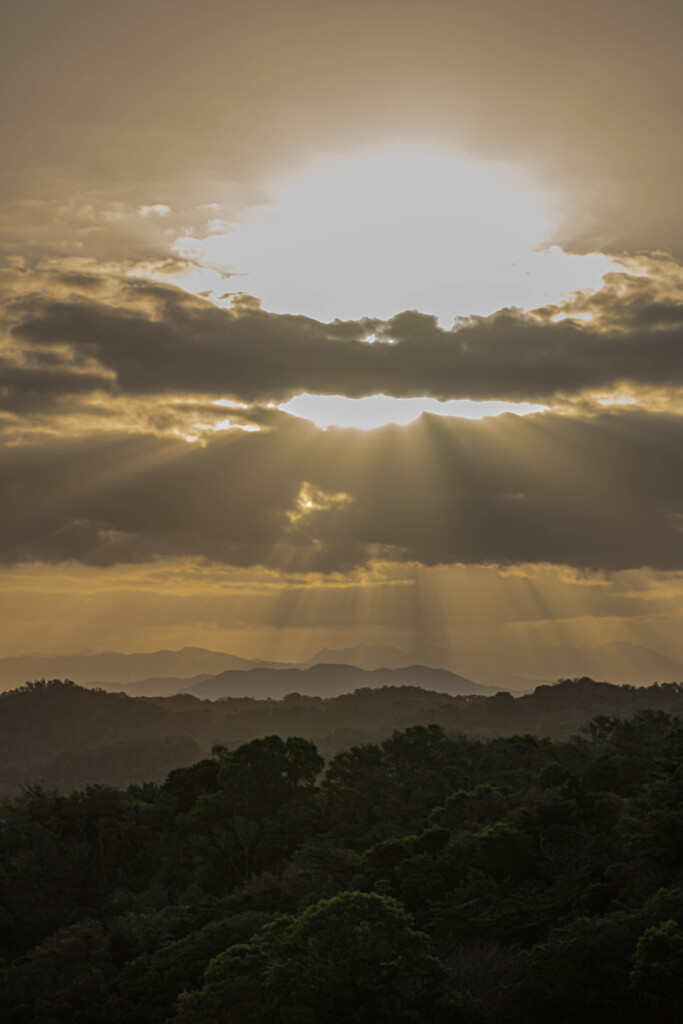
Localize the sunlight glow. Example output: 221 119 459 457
280 394 545 430
172 145 614 324
287 482 355 522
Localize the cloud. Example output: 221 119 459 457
3 264 683 575
0 361 114 415
1 407 683 573
3 265 683 409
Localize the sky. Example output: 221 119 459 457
1 0 683 664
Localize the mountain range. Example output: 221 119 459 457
178 664 491 700
1 640 682 697
0 648 285 690
305 641 683 689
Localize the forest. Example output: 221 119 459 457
2 701 683 1022
5 675 683 794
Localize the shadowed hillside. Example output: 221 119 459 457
3 676 683 794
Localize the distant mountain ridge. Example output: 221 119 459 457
303 644 411 670
89 673 215 697
0 647 292 690
180 663 491 700
305 641 683 688
303 644 539 691
471 641 683 687
1 639 682 695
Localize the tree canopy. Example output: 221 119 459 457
3 704 683 1022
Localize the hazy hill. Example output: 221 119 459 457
305 644 538 690
4 676 683 795
91 673 214 697
491 640 683 685
181 663 489 700
305 641 683 688
304 644 413 670
0 647 291 690
2 640 682 696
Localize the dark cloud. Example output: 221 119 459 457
4 270 683 406
1 408 682 573
0 361 113 414
2 266 681 573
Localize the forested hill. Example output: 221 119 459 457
2 676 683 795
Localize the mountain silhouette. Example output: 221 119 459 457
181 663 491 700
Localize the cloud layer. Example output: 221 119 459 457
2 263 683 417
2 404 682 573
1 260 683 575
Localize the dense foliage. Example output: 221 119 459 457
2 704 683 1022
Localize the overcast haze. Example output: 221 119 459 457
2 0 683 668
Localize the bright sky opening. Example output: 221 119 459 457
279 394 545 430
173 146 614 324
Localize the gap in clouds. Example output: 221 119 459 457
278 394 546 430
171 145 615 325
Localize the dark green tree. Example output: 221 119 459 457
630 919 683 1021
175 891 464 1024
